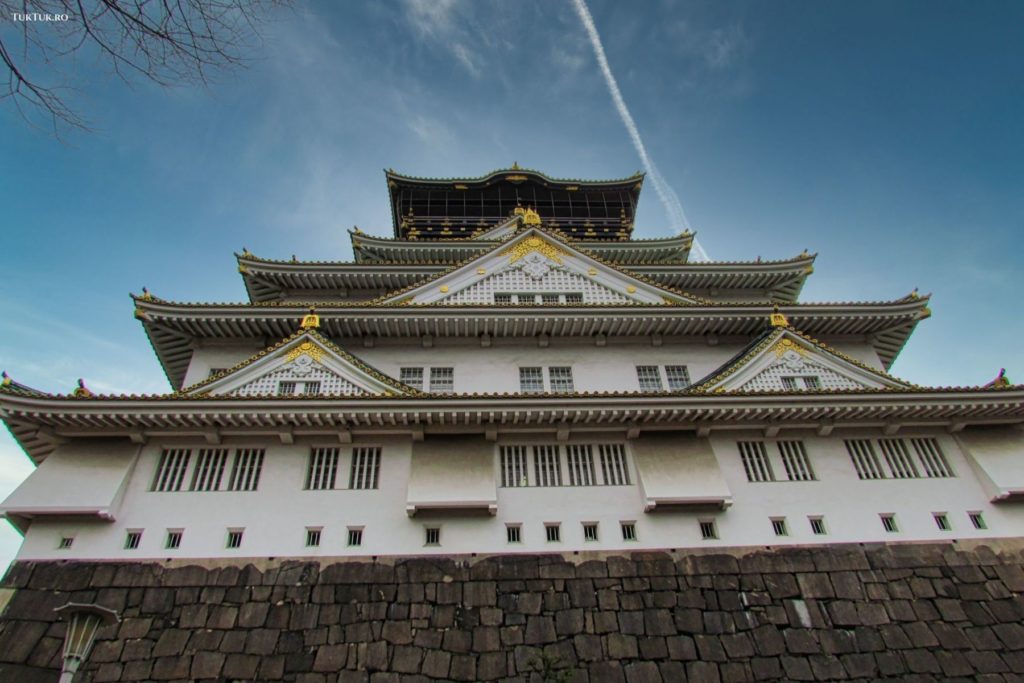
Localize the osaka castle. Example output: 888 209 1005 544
2 166 1023 563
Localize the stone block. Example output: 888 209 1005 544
607 633 638 659
449 654 477 681
421 649 450 678
686 660 721 683
624 661 662 683
638 636 668 660
590 661 628 683
695 634 728 662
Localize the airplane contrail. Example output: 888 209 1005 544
570 0 710 261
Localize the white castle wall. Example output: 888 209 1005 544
12 428 1023 561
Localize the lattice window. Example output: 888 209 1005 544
566 445 595 486
777 441 815 481
533 445 562 487
444 265 631 305
233 364 365 397
349 447 381 489
549 367 575 392
429 367 454 393
912 438 954 478
500 446 529 487
636 365 663 391
599 444 630 485
845 440 886 479
665 365 690 390
743 363 864 392
152 449 191 492
519 367 544 393
227 449 265 491
738 441 775 482
400 367 424 390
190 449 228 491
306 447 340 490
878 439 920 479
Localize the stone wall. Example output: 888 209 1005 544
1 541 1024 682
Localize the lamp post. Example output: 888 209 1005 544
53 603 120 683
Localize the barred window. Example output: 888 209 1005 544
809 517 827 535
620 522 637 541
738 441 775 482
165 530 183 550
302 381 321 396
777 441 815 481
549 367 575 392
429 367 454 392
124 530 142 550
190 448 228 491
636 365 663 391
306 447 340 490
541 293 560 305
519 367 544 393
506 525 522 543
494 293 513 304
545 524 561 542
583 523 599 542
424 527 440 545
933 514 951 531
699 520 718 540
500 446 529 487
400 367 424 390
780 377 798 391
227 449 265 491
306 527 322 547
152 449 191 492
880 514 898 533
226 529 244 548
911 438 954 478
566 445 595 486
564 293 583 304
348 527 364 546
58 536 74 549
516 293 539 305
969 512 987 530
845 439 886 480
277 381 297 396
771 518 788 536
665 365 691 390
878 439 920 479
803 376 822 390
599 444 630 485
533 445 562 487
782 376 820 390
349 447 381 489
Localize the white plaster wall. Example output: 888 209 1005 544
13 427 1024 561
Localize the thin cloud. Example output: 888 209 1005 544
401 0 485 79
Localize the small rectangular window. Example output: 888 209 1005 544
912 437 954 478
424 527 440 546
541 293 560 305
306 447 340 490
771 518 788 537
665 365 691 390
699 520 718 540
124 530 143 550
277 381 297 396
969 512 987 530
348 527 363 547
809 517 826 535
519 367 544 393
349 447 381 489
58 536 74 550
226 529 244 549
506 525 522 544
599 444 630 485
635 365 663 391
880 514 898 533
545 523 561 542
878 439 920 479
933 514 950 531
620 522 637 542
429 367 454 392
777 441 815 481
780 377 798 391
583 523 599 542
500 445 529 487
566 444 595 486
227 448 265 491
165 530 183 550
399 367 424 390
190 448 228 491
564 293 583 304
306 527 322 547
548 366 575 392
738 441 775 482
302 381 321 396
534 445 562 487
494 293 513 304
152 448 192 492
514 293 538 305
845 440 886 480
802 376 821 390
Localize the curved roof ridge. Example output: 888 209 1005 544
385 166 645 185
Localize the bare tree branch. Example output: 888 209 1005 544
0 0 288 138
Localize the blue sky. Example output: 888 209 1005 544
1 0 1021 569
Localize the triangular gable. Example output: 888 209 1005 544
380 227 699 305
183 330 418 397
694 327 914 394
470 215 520 240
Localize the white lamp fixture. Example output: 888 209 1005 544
53 602 120 683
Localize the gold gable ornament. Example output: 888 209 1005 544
522 207 542 226
300 307 320 330
769 305 789 327
1 371 10 388
73 379 92 397
285 341 325 364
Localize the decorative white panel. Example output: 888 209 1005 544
442 261 631 305
230 360 365 396
740 351 864 392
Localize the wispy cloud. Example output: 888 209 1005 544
401 0 485 79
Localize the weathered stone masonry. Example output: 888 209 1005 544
2 541 1024 682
